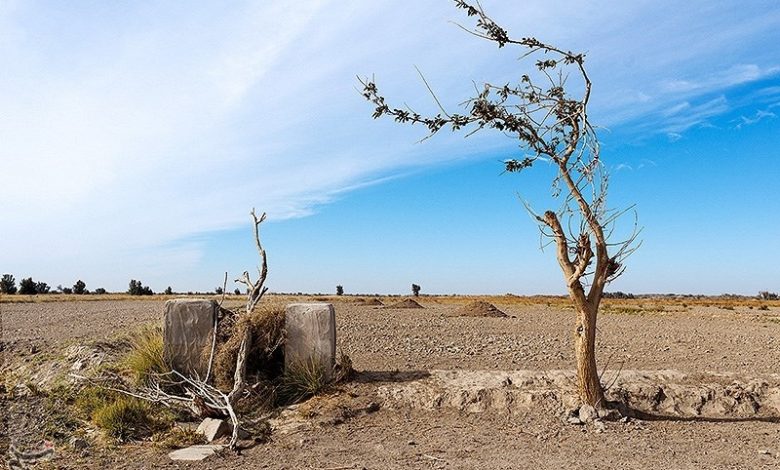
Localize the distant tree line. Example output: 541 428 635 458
603 291 636 299
759 291 779 301
0 274 108 296
0 273 167 296
3 270 776 301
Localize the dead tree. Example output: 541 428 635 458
226 208 270 448
360 1 639 408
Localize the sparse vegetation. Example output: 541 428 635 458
164 286 173 295
35 281 51 294
411 284 421 297
336 285 344 296
93 287 107 295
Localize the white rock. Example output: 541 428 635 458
196 418 229 442
578 404 598 423
168 444 224 461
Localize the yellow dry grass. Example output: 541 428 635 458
2 292 777 313
0 293 243 304
323 293 780 311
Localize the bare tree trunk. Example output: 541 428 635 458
226 315 253 450
574 304 604 408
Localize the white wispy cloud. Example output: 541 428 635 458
660 65 780 94
734 109 777 129
661 96 731 133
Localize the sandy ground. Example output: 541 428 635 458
2 298 780 469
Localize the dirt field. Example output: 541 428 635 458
3 297 780 469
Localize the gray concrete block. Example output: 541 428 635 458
284 303 336 381
196 418 229 442
163 299 217 378
168 445 224 461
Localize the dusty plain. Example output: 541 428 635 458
2 295 780 469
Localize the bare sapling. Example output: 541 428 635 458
360 1 640 410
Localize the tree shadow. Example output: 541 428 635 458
352 370 430 384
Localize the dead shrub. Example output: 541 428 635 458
210 304 286 391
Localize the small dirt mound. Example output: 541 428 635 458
359 298 384 306
456 301 507 318
384 298 424 309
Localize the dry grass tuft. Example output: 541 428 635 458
75 385 174 442
277 357 329 405
91 397 161 441
153 426 205 449
211 304 286 390
122 326 168 386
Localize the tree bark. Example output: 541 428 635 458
574 303 604 407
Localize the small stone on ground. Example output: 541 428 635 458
168 444 224 461
197 418 230 442
578 404 598 423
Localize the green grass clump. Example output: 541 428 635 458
277 358 329 405
76 386 173 442
91 397 155 441
123 326 168 385
74 386 117 418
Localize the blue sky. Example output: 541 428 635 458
1 1 779 295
